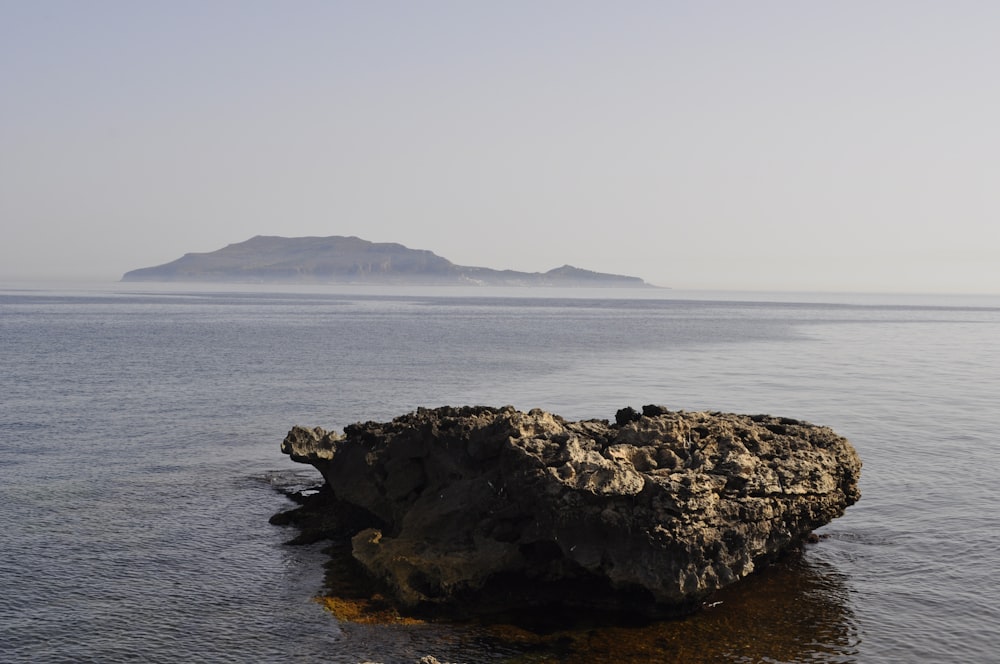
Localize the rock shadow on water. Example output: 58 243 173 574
272 484 859 663
478 546 860 663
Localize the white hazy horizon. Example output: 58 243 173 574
3 2 999 294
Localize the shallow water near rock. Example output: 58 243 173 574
2 283 998 662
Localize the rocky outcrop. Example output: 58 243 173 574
280 405 860 618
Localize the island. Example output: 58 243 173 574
121 235 655 287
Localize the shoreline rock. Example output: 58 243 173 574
278 405 861 619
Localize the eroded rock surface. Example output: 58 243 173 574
281 405 860 617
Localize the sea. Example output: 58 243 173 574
1 282 998 664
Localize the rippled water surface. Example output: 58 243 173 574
2 284 998 663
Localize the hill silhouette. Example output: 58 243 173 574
121 236 654 287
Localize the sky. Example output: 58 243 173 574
2 1 999 292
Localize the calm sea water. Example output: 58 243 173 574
2 283 998 663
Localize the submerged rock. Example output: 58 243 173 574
280 405 860 618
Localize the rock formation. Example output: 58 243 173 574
280 405 860 618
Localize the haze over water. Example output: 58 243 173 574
4 3 1000 293
2 283 998 662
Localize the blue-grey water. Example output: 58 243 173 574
2 283 998 663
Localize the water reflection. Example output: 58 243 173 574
323 547 859 663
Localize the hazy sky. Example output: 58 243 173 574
3 1 999 292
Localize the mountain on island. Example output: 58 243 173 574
121 236 655 287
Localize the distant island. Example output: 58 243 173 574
121 235 656 287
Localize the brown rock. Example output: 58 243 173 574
280 405 861 617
